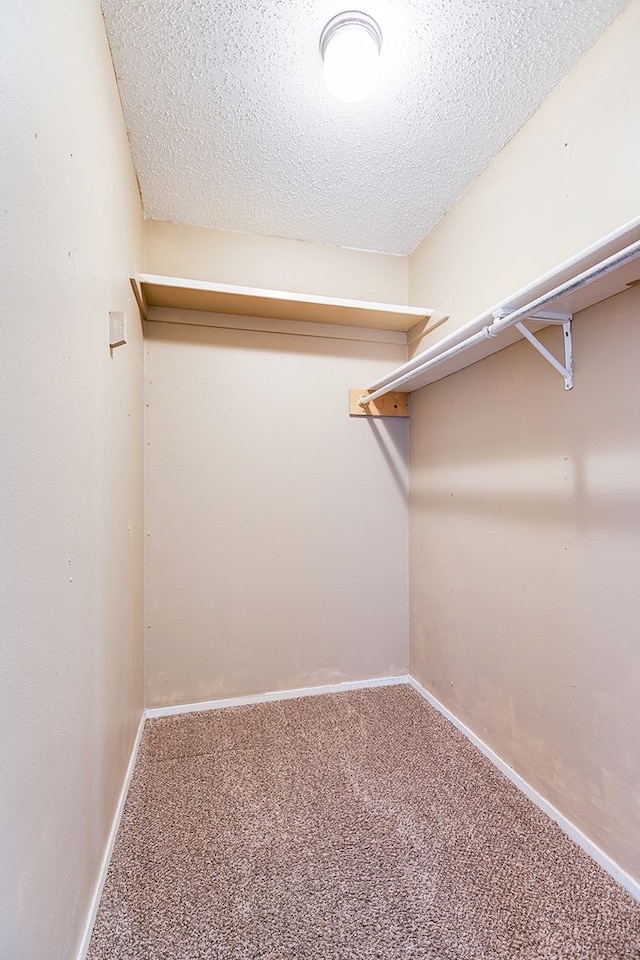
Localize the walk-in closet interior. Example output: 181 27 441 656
3 0 640 956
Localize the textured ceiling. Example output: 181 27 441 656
101 0 629 256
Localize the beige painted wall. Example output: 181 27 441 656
144 321 408 707
144 219 409 304
1 1 144 958
409 0 640 350
409 1 640 883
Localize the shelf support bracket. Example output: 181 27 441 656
130 277 148 321
494 310 574 390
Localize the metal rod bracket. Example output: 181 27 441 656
491 309 574 390
515 319 574 390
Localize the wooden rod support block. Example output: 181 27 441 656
349 389 409 417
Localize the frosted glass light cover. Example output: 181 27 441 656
322 22 381 103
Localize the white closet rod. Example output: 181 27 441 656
366 215 640 397
361 235 640 405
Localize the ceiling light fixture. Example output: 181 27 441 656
320 11 383 103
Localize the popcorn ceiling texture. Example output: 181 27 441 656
101 0 630 255
86 686 640 959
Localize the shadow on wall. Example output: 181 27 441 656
366 417 408 503
410 455 637 530
410 288 640 530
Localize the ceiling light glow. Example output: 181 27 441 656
320 12 382 103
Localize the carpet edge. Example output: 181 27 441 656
407 675 640 903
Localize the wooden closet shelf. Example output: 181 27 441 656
132 274 433 333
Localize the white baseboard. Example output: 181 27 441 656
76 712 146 960
145 674 410 718
407 676 640 903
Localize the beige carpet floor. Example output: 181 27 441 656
87 685 640 959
